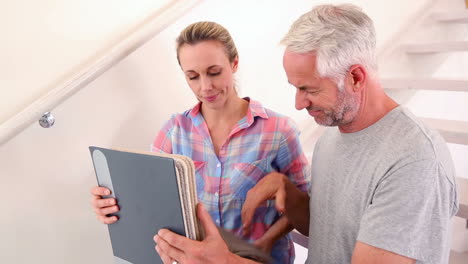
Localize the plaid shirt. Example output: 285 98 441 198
152 98 310 264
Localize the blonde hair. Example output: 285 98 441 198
282 4 377 87
176 21 238 65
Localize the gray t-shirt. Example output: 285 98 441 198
306 106 459 264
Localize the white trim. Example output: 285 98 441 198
0 0 201 146
456 177 468 219
376 0 438 61
381 79 468 92
421 118 468 145
432 11 468 23
291 229 309 248
402 41 468 54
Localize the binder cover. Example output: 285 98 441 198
89 147 198 264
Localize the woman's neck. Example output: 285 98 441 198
201 96 249 128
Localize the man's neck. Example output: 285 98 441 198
339 83 399 133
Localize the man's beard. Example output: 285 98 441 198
313 90 359 127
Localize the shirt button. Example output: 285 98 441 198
214 192 219 197
216 163 221 168
216 219 220 224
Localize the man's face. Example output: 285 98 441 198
283 50 359 127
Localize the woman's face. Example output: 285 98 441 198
178 40 238 110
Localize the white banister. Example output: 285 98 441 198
402 41 468 54
381 79 468 92
0 0 201 146
432 11 468 23
421 118 468 146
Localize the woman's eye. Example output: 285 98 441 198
209 72 221 76
188 75 199 80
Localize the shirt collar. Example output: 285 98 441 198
187 97 269 122
244 97 268 124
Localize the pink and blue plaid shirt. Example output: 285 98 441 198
152 98 310 264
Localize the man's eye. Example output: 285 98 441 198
298 87 318 94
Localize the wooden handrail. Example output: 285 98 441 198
0 0 201 146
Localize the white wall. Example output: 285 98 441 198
3 0 466 263
191 0 434 125
0 0 171 124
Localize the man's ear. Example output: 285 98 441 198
347 64 366 92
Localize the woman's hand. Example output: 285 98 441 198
90 186 119 224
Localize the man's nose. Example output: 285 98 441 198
295 90 311 110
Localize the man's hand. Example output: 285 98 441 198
242 172 310 236
252 215 293 254
241 172 288 236
154 203 259 264
90 186 119 224
253 237 274 254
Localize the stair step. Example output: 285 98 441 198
403 41 468 54
432 11 468 23
420 118 468 145
382 79 468 92
456 177 468 220
291 230 308 248
450 250 468 264
455 203 467 219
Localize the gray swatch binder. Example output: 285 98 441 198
89 147 200 264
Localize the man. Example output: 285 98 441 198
155 4 459 264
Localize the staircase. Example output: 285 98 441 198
379 0 468 262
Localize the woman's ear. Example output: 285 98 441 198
232 56 239 73
347 64 366 92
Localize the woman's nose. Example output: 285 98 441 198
200 76 212 91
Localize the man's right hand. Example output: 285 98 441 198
241 172 288 236
242 172 311 236
90 186 119 224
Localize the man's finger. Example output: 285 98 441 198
155 245 172 264
155 234 186 263
275 185 286 213
196 203 220 238
241 172 287 235
154 236 172 263
158 229 194 252
242 187 270 235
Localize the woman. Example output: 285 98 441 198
91 21 309 264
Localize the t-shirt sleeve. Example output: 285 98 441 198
357 159 457 262
151 117 175 154
276 118 310 192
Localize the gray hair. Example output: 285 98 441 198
281 4 377 86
